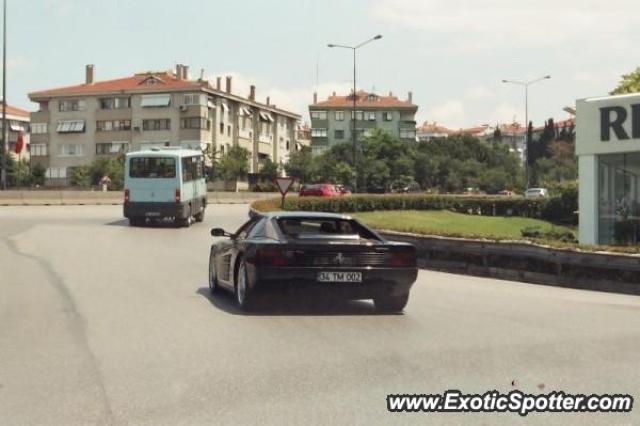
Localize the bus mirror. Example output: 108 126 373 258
211 228 229 237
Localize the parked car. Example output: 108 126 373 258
208 212 418 312
524 188 549 199
299 184 344 197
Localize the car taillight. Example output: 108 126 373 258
257 248 288 266
124 188 130 202
389 251 415 267
175 188 181 202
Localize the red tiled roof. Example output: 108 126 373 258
312 90 416 109
417 121 453 134
29 71 204 98
1 102 30 118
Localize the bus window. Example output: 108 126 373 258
129 157 176 178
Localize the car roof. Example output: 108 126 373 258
261 211 353 220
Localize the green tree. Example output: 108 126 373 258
69 166 92 187
90 155 125 189
331 161 355 186
284 146 313 183
218 146 250 180
258 157 279 181
31 163 46 186
610 67 640 95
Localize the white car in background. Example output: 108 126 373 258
524 188 549 199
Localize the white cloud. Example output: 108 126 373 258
487 102 525 126
464 85 495 101
370 0 640 51
426 100 466 128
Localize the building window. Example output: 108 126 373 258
366 111 376 121
311 128 327 138
140 141 171 150
140 94 171 107
335 129 345 139
180 117 210 130
142 119 171 131
96 142 129 155
59 143 84 157
30 144 48 156
383 112 393 121
46 167 67 179
59 99 86 112
227 125 231 136
286 140 290 150
219 122 224 134
96 120 132 132
400 129 416 139
335 111 345 121
100 97 131 109
351 110 364 121
310 110 327 120
56 120 85 133
183 93 206 106
31 123 48 134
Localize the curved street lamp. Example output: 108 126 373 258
327 35 382 192
502 75 551 189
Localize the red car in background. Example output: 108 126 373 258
299 184 349 197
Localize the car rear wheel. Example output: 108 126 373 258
374 292 409 313
235 260 254 311
208 253 218 294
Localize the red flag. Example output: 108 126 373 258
15 131 24 155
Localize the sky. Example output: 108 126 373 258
4 0 640 128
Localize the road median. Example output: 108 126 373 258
0 190 282 206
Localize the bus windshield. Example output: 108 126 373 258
129 157 176 178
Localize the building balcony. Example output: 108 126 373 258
259 134 272 144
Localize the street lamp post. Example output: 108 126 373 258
328 34 382 192
1 0 6 190
502 75 551 189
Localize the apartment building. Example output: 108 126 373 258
28 65 300 185
1 102 30 160
308 90 418 155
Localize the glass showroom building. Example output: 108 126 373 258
577 93 640 245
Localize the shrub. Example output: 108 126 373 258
521 226 577 243
69 166 92 187
252 193 576 225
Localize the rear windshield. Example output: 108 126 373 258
277 218 377 239
129 157 176 178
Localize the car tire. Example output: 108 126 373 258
374 292 409 313
194 206 205 223
235 260 254 311
208 252 219 294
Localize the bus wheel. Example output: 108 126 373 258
194 207 205 222
129 217 145 227
177 206 192 227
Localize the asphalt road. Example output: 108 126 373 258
0 204 638 426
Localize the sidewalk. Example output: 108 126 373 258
0 190 280 206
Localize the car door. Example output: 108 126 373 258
215 218 260 289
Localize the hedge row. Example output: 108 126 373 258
251 194 577 224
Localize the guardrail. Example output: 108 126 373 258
380 230 640 296
0 191 285 206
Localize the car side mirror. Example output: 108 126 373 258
211 228 232 237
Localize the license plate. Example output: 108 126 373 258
145 212 161 217
317 271 362 283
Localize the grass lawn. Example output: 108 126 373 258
352 210 575 240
